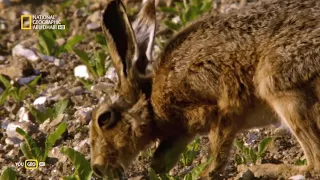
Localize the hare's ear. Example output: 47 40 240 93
102 0 155 95
132 0 156 76
102 0 138 91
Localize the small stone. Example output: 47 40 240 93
75 107 92 124
105 66 118 82
74 65 90 79
128 176 144 180
89 3 101 11
55 38 65 46
241 170 255 180
49 147 67 162
17 107 31 122
6 121 34 140
33 96 47 105
0 56 5 61
12 44 39 61
74 9 85 18
17 75 38 85
86 22 101 30
54 58 64 67
91 82 114 92
69 86 84 95
87 11 101 22
40 54 55 63
289 175 306 180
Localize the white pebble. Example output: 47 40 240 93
74 65 90 79
289 175 306 180
12 44 39 61
33 96 47 105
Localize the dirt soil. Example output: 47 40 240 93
0 0 318 180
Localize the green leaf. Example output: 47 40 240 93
73 48 90 62
200 1 212 13
95 51 107 77
65 35 84 52
18 86 28 101
95 34 107 46
63 175 78 180
190 157 213 179
183 7 199 23
235 154 244 165
0 75 11 89
38 31 56 55
43 122 67 161
10 87 19 102
295 158 307 166
73 48 98 78
174 2 184 9
53 99 69 118
77 78 93 90
158 7 178 14
249 147 257 164
28 105 52 123
16 128 42 159
184 174 192 180
148 168 160 180
257 137 272 157
164 20 181 31
0 88 10 105
27 75 41 87
61 147 93 180
0 167 17 180
20 141 34 159
234 140 245 152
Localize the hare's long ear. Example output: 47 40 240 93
102 0 138 93
132 0 156 76
102 0 155 99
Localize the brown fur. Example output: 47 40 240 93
90 0 320 179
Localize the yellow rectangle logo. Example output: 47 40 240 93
21 15 32 30
25 159 38 169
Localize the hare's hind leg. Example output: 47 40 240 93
254 88 320 178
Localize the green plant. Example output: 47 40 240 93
159 0 212 31
60 147 94 180
295 158 307 166
234 137 273 165
38 30 83 57
180 138 200 166
0 167 17 180
0 75 41 105
148 157 213 180
28 99 69 123
73 34 111 80
148 138 211 180
16 122 67 162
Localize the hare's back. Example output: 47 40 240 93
152 0 320 110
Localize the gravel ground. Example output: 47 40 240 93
0 0 319 180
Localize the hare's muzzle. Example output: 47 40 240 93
91 157 125 179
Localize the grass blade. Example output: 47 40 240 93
43 122 67 161
61 147 93 180
0 167 17 180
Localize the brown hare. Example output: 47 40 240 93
90 0 320 179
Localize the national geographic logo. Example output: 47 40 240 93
21 15 32 30
21 14 65 30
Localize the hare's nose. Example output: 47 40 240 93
92 164 104 177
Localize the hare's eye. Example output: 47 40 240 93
98 110 121 129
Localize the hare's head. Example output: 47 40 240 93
90 0 156 178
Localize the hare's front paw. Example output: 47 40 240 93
151 136 192 173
